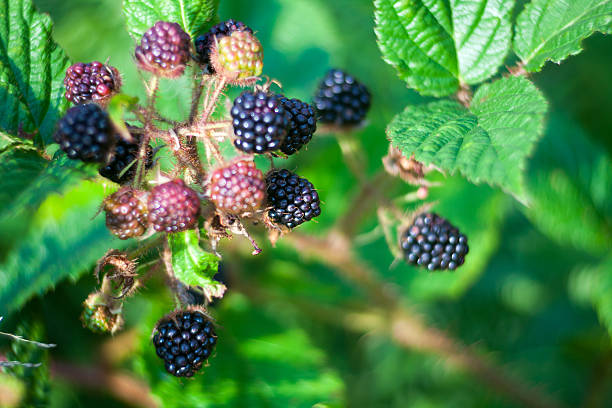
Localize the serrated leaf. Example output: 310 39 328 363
168 230 225 301
524 113 612 255
0 181 129 313
0 151 96 256
374 0 514 96
387 76 547 202
123 0 219 40
514 0 612 72
0 0 71 146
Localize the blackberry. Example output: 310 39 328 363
148 179 200 233
64 61 121 105
53 103 115 162
278 97 317 155
195 19 253 71
209 159 265 214
104 187 149 240
266 169 321 229
153 310 217 377
231 91 289 153
400 213 469 271
135 21 191 78
313 69 371 126
99 131 153 184
210 30 263 85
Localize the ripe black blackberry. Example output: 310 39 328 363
64 61 121 105
313 69 371 126
148 179 201 233
265 169 321 229
104 187 149 240
99 131 153 184
400 213 469 271
54 103 115 162
153 310 217 377
195 19 253 71
278 97 317 155
135 21 191 78
209 159 265 214
231 91 289 153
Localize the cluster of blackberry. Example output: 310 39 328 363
54 16 378 380
103 179 201 239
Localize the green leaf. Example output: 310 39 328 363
569 257 612 337
107 93 139 140
0 151 96 256
514 0 612 72
0 181 129 313
0 0 71 146
374 0 514 96
123 0 220 40
168 230 225 301
524 113 612 255
387 76 547 202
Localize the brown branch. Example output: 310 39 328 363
456 83 473 108
283 232 566 408
51 360 158 408
334 170 398 238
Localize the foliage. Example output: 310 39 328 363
0 0 611 406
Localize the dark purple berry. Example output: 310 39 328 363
265 169 321 229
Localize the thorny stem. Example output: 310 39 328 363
189 75 207 124
200 77 227 125
134 76 159 187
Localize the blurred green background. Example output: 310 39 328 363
1 0 611 407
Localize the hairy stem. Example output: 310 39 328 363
134 76 159 187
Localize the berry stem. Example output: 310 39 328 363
335 131 367 182
134 76 160 187
200 77 226 125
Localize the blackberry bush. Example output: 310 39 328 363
279 97 317 155
266 169 321 229
64 61 121 105
210 30 263 85
400 213 469 271
153 310 217 377
148 180 201 233
98 131 153 184
208 159 265 214
103 187 149 240
53 103 115 163
314 69 371 127
135 21 191 78
231 91 289 153
195 19 253 71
